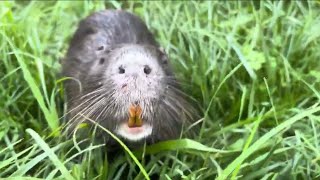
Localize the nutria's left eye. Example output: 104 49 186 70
97 46 104 51
99 58 105 64
144 65 151 75
84 27 96 35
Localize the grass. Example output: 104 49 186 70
1 1 320 179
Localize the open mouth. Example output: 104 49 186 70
115 103 152 141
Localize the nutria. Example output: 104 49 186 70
62 10 197 147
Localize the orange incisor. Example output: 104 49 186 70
128 104 143 127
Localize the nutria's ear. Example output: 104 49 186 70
84 27 96 35
159 47 168 65
105 47 112 54
96 45 113 55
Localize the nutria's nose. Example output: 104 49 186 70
143 65 151 75
118 66 125 74
118 64 152 75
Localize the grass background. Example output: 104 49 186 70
1 1 320 179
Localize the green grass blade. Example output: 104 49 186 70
135 139 232 156
26 129 74 180
231 115 263 179
0 147 33 171
0 178 43 180
83 116 150 180
1 32 59 134
10 143 65 176
217 105 320 180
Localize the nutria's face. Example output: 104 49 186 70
105 46 166 141
65 44 195 143
81 45 169 141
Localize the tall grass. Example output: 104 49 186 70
1 1 320 179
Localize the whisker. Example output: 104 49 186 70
60 88 105 120
65 93 106 131
65 87 118 134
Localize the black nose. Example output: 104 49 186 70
143 65 151 75
134 100 139 105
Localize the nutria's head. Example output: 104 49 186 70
61 10 198 145
64 44 193 142
87 44 171 141
63 44 196 143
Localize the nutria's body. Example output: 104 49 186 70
62 10 196 146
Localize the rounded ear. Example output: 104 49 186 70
83 27 96 35
96 45 113 56
105 47 112 54
96 45 105 51
159 47 168 65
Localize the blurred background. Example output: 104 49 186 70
1 1 320 179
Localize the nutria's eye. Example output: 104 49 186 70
143 65 151 75
119 66 125 74
99 58 105 64
84 28 96 35
105 49 111 54
97 46 104 51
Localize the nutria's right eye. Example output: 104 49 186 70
99 58 105 64
143 65 151 75
97 46 104 51
119 66 125 74
84 28 96 35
